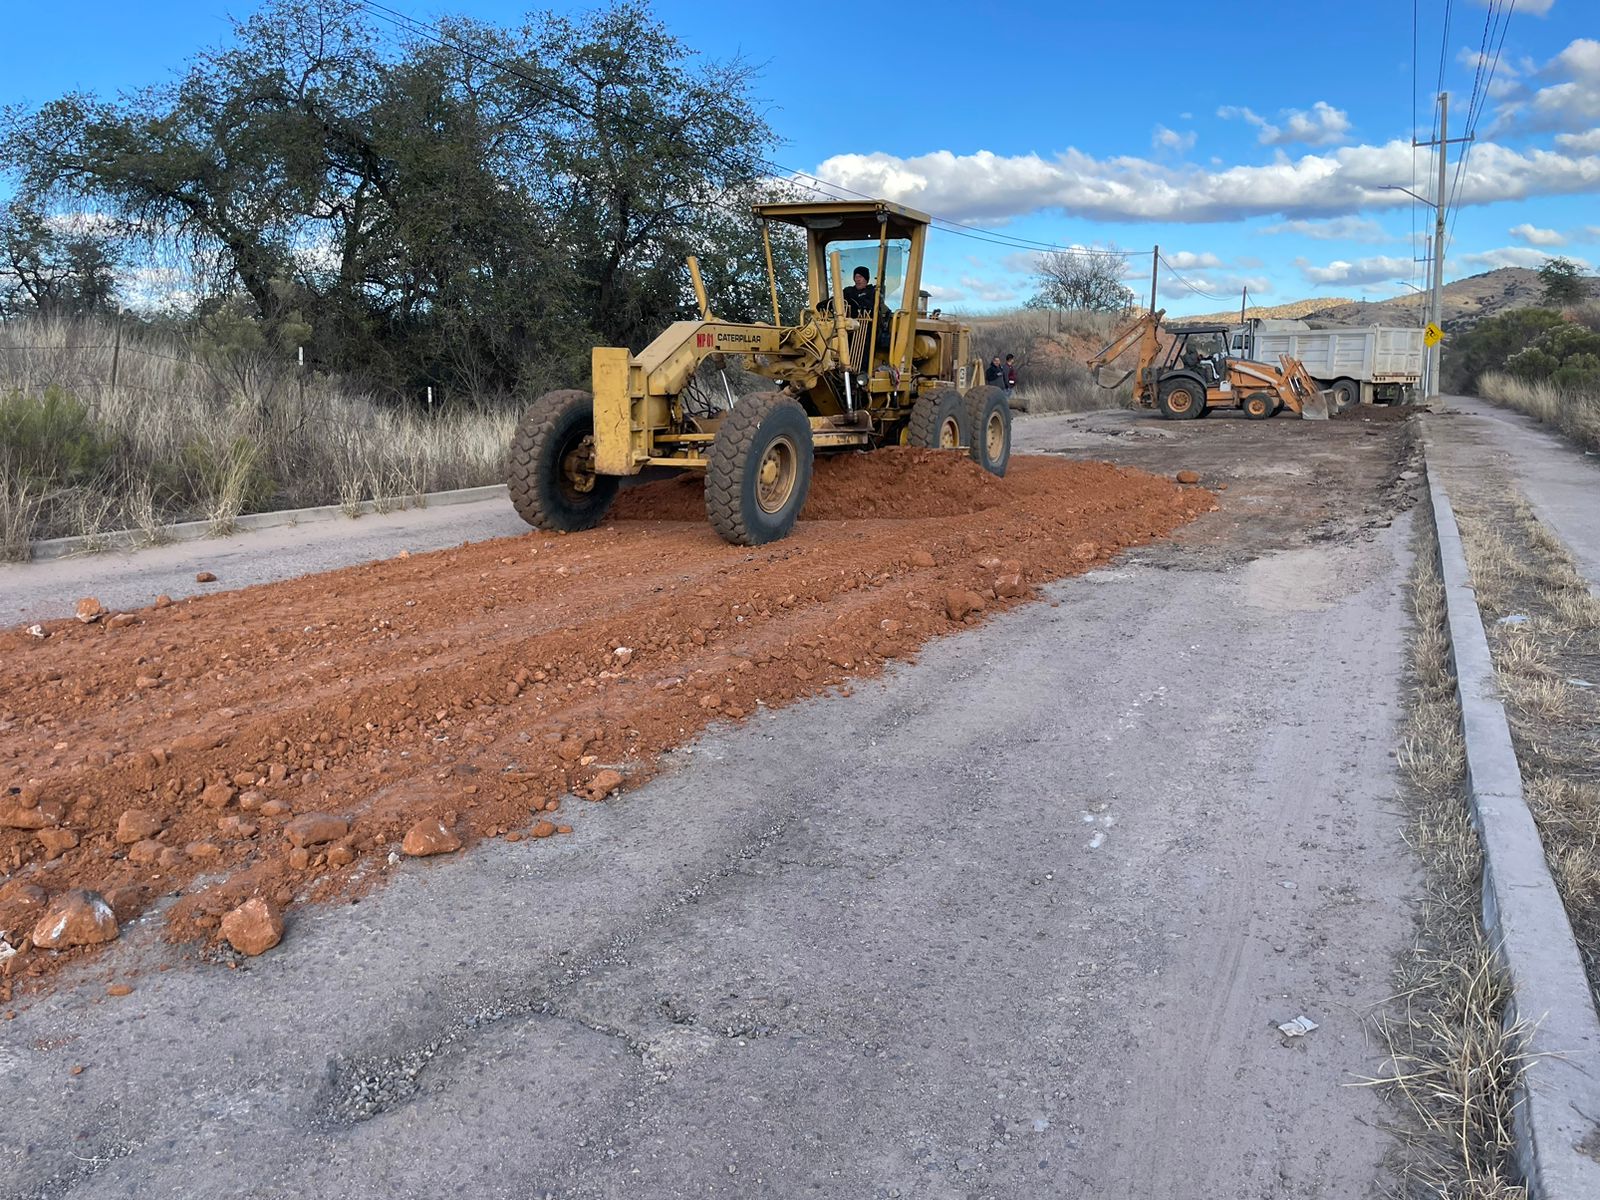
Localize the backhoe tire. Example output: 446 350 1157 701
508 388 618 532
907 388 968 450
1328 377 1360 411
964 385 1012 476
1157 377 1206 420
1242 391 1276 420
705 392 814 546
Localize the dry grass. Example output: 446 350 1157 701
964 308 1133 414
1479 372 1600 454
1450 489 1600 1011
0 316 517 550
1368 524 1529 1199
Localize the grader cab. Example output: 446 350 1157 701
1087 310 1330 421
507 200 1011 546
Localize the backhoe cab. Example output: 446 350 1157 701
1087 309 1330 422
507 200 1008 547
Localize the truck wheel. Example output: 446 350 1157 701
1242 391 1276 420
964 385 1012 476
1329 378 1359 410
508 388 618 531
1157 377 1205 420
705 392 814 546
907 388 968 449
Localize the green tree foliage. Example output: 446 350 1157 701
1442 307 1569 392
1538 256 1592 306
0 204 120 318
1505 320 1600 391
0 0 793 399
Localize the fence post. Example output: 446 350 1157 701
108 321 122 411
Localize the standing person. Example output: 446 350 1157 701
1004 353 1018 397
985 355 1004 386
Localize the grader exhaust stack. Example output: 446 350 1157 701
508 200 1009 546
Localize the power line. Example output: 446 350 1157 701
1157 254 1230 302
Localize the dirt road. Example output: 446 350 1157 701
2 409 1422 1199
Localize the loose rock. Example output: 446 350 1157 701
31 889 119 949
195 571 218 583
220 897 283 956
1176 469 1201 485
36 828 79 860
127 839 165 866
402 818 462 857
75 598 106 624
115 809 162 844
284 813 348 847
945 589 987 621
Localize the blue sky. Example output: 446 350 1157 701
6 0 1597 316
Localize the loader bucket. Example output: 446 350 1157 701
1299 390 1330 421
1278 355 1330 421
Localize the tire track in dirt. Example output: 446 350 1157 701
0 450 1214 997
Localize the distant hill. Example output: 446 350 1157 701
1187 267 1545 331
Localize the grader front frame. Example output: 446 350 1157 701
507 200 1011 546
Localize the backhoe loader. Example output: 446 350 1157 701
1086 309 1330 421
507 200 1008 546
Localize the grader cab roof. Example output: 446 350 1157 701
750 200 931 240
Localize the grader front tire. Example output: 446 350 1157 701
705 392 814 546
508 388 618 532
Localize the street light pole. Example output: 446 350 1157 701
1428 94 1448 400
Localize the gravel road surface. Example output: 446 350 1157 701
3 407 1422 1199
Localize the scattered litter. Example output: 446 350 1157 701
27 624 46 639
0 941 15 966
1497 613 1529 626
1088 832 1105 849
1277 1015 1319 1038
1569 678 1595 690
1280 881 1298 890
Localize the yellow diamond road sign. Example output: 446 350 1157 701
1424 322 1444 347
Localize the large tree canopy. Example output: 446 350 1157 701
0 0 796 398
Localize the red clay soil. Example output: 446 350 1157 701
0 449 1212 997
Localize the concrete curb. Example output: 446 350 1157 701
23 484 512 562
1423 433 1600 1199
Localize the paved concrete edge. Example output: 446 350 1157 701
1423 431 1600 1198
23 484 511 562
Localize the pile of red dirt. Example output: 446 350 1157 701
0 451 1213 997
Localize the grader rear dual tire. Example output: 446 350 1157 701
508 388 618 531
907 389 967 450
963 385 1012 476
705 392 814 546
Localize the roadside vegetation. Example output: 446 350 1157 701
1369 520 1528 1199
0 316 512 556
1446 261 1600 451
1448 482 1600 1008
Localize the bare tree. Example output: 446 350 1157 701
1027 249 1134 313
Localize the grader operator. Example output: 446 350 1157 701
507 200 1010 547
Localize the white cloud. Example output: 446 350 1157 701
1153 124 1196 153
810 137 1600 226
1491 37 1600 134
1164 250 1224 269
1456 245 1589 270
1262 216 1394 242
1475 0 1552 14
1509 222 1566 246
1218 101 1351 147
1555 128 1600 152
1297 255 1416 286
957 275 1020 303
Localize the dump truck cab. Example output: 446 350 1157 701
507 198 1008 547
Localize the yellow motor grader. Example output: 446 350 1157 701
1087 309 1330 421
507 200 1010 545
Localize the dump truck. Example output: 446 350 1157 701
507 199 1007 546
1087 310 1329 421
1226 319 1424 407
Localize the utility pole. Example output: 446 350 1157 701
1240 286 1248 324
1150 245 1159 317
1412 92 1472 400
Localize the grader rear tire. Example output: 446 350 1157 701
907 389 968 449
705 392 814 546
963 385 1012 476
508 388 618 531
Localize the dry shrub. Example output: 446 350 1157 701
1480 371 1600 453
